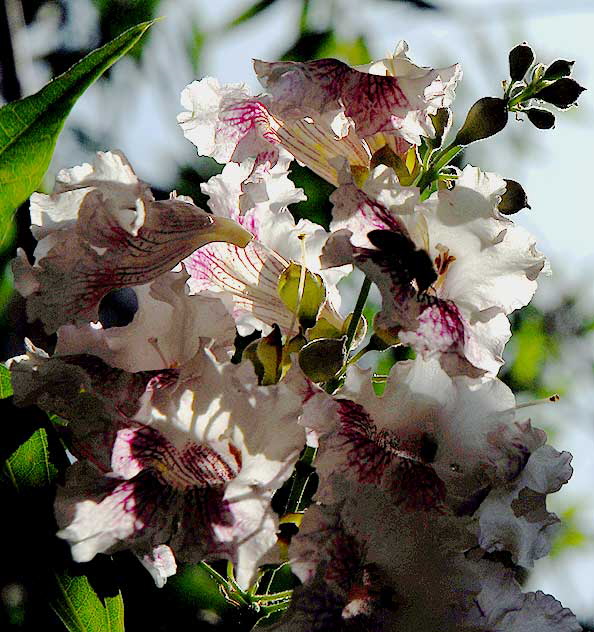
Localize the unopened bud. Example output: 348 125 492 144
542 59 574 81
453 97 508 146
531 63 546 83
298 337 346 383
244 325 283 385
498 179 530 215
278 262 326 330
526 108 555 129
509 43 534 81
534 78 586 109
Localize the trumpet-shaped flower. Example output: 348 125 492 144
184 160 347 335
305 356 569 527
10 345 306 588
278 491 581 631
13 151 252 334
178 42 461 186
322 165 546 376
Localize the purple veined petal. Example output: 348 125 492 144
314 396 446 511
178 78 281 166
323 164 547 376
56 425 243 575
185 239 294 335
13 151 253 334
41 347 307 588
255 46 461 146
186 161 347 335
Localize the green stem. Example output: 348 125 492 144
344 276 371 354
255 590 294 603
415 143 462 194
199 562 250 607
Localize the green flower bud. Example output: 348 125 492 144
498 179 530 215
509 43 534 81
298 337 347 383
278 262 326 330
531 63 546 83
244 325 283 385
534 78 586 109
526 108 555 130
542 59 575 81
453 97 508 146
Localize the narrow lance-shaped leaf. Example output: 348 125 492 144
1 427 58 490
0 19 158 244
52 568 125 632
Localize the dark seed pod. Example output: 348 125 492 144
453 97 508 146
534 78 586 109
509 43 535 81
526 108 556 129
542 59 575 82
498 179 530 215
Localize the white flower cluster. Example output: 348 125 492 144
9 42 580 630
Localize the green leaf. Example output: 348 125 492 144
52 568 125 632
226 0 278 29
0 19 157 245
1 427 58 490
0 364 13 399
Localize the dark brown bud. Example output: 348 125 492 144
509 44 535 81
526 108 556 130
534 78 586 109
498 179 530 215
453 97 508 146
542 59 574 82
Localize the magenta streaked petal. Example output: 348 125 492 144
184 239 293 334
329 399 445 510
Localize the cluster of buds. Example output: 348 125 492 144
8 41 585 630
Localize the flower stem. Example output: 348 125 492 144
344 276 371 354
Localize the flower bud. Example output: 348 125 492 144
534 78 586 109
542 59 575 81
244 324 284 385
298 337 347 383
526 108 555 130
509 43 534 81
453 97 508 146
278 262 326 330
498 179 530 215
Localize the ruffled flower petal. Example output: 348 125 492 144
16 344 306 587
179 43 460 186
55 270 236 371
255 42 461 146
322 164 546 376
